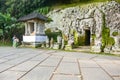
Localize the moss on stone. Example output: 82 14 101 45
91 34 96 46
78 35 85 46
73 30 79 46
112 31 119 36
45 28 62 42
100 10 115 52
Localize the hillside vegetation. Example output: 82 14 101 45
0 0 119 18
0 0 119 45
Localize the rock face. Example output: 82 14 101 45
45 1 120 52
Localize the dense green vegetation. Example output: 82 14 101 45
0 0 119 18
101 10 115 52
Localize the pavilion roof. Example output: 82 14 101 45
18 12 48 22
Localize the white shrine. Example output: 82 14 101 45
18 12 48 47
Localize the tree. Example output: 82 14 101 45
0 13 16 41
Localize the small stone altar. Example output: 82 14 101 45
18 12 48 47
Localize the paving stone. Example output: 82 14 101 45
0 47 120 80
30 54 49 61
53 51 97 59
0 64 13 72
39 55 62 67
0 59 8 63
113 77 120 80
94 55 120 61
19 66 55 80
4 54 38 65
52 74 81 80
62 57 77 62
55 62 80 75
99 63 120 76
79 60 99 68
94 59 114 64
0 70 25 80
3 54 21 60
0 49 15 54
0 53 15 58
114 60 120 65
4 58 27 65
81 68 113 80
10 61 40 72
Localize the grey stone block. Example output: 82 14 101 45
0 71 25 80
52 74 81 80
19 67 55 80
55 62 80 75
0 64 14 72
81 68 113 80
79 60 99 68
10 61 40 72
39 55 62 67
113 77 120 80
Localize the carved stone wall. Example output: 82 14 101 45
45 1 120 52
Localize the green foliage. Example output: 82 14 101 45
101 10 115 52
45 28 62 42
35 7 51 15
0 13 16 41
0 0 118 18
4 0 50 18
62 33 68 45
78 35 85 46
73 30 79 46
0 12 24 43
91 34 96 46
112 31 119 36
108 37 115 46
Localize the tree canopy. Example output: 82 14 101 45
1 0 118 18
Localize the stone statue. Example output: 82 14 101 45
57 35 62 44
46 37 49 48
61 39 65 49
68 39 74 46
50 38 54 48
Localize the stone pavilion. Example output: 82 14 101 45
18 12 48 47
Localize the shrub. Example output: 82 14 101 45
45 28 62 42
78 35 85 46
112 32 119 36
73 30 79 46
100 10 115 52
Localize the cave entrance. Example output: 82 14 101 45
85 29 90 46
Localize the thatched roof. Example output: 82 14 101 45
18 12 48 22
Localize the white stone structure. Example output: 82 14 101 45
18 12 48 47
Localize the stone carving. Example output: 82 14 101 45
45 1 120 52
57 35 62 44
50 38 54 48
46 37 49 48
61 39 65 49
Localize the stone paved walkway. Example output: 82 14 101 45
0 47 120 80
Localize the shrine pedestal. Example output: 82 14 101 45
23 35 47 47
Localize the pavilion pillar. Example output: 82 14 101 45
34 22 37 35
28 23 31 35
25 23 28 35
